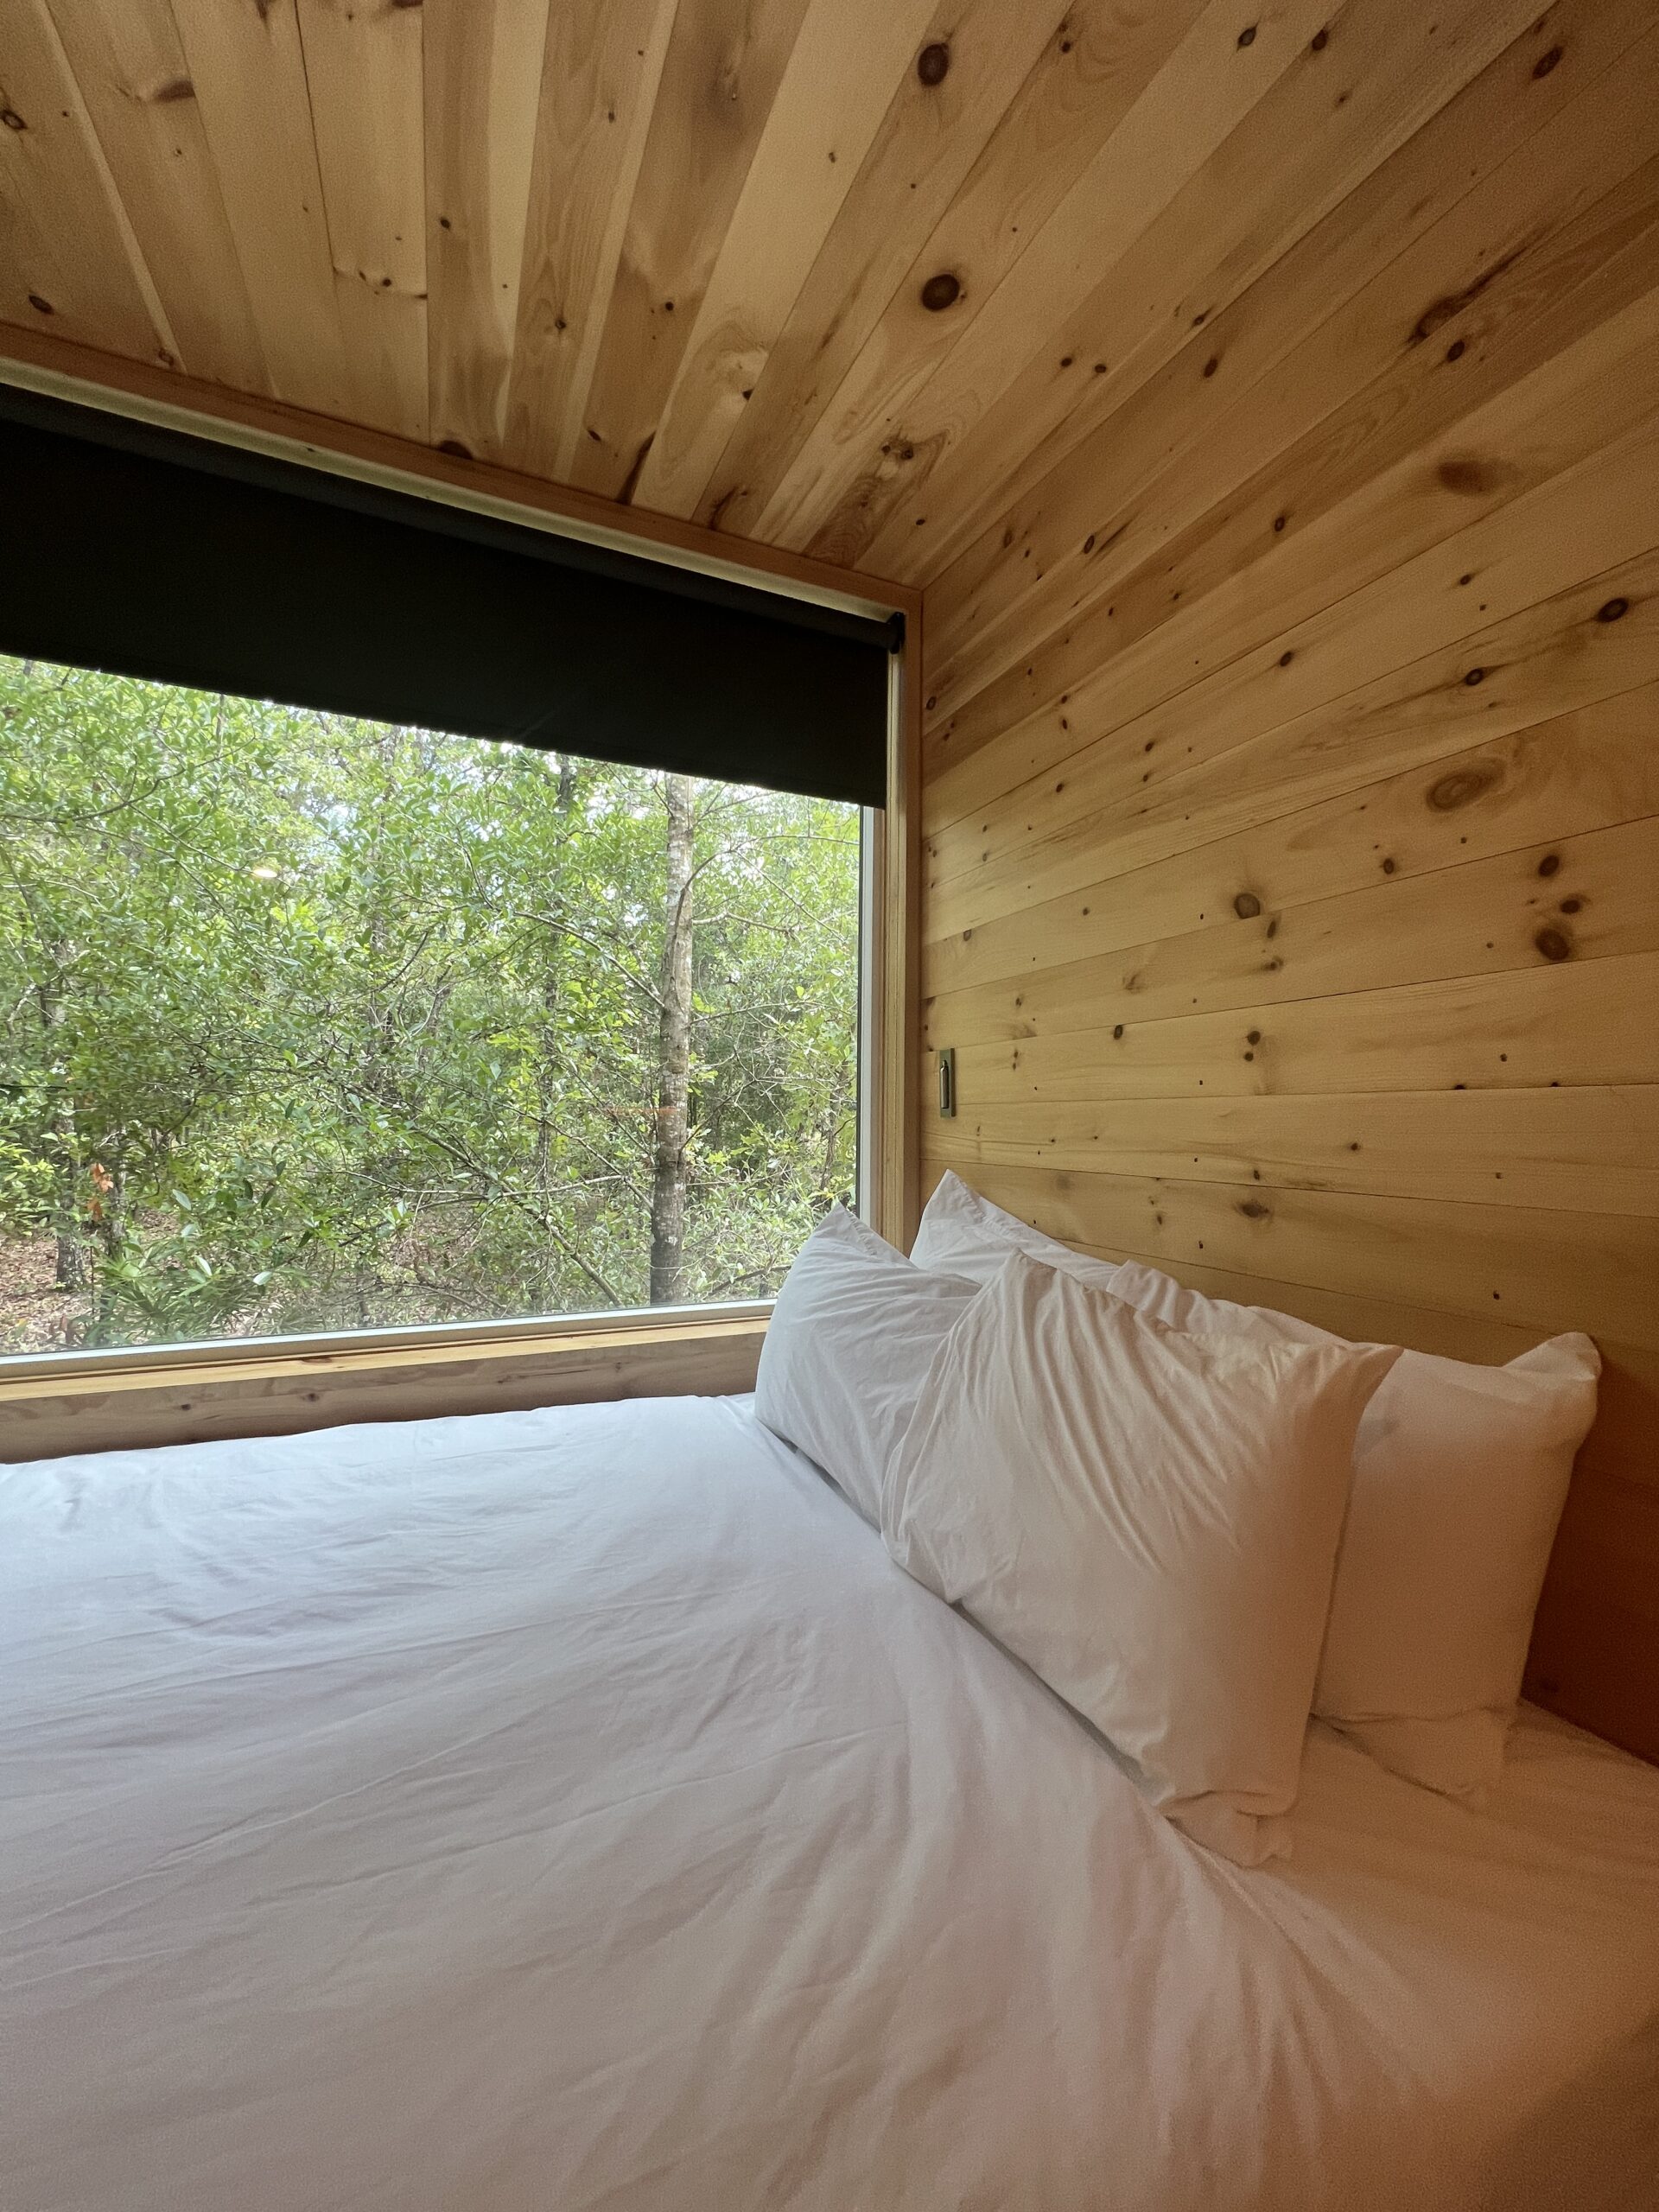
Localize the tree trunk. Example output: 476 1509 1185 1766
649 774 696 1305
37 970 86 1294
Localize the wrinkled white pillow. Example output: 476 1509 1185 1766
755 1205 978 1524
883 1251 1400 1866
1108 1259 1599 1801
912 1170 1124 1291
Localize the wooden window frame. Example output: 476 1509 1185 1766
0 332 921 1459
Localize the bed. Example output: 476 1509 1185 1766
4 1392 1658 2212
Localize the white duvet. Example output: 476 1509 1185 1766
3 1394 1658 2212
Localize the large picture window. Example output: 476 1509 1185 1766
0 657 861 1356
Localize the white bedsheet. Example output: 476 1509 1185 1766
3 1394 1656 2212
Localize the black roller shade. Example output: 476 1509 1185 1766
0 387 897 807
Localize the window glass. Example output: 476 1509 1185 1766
0 657 860 1353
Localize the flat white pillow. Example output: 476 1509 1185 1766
1109 1259 1600 1800
911 1170 1123 1293
882 1251 1400 1866
755 1205 978 1525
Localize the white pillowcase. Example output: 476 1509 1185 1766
755 1205 978 1524
1107 1259 1599 1801
883 1251 1400 1866
911 1170 1122 1292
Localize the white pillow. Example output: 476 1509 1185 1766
1109 1259 1600 1800
882 1251 1400 1866
755 1205 978 1524
911 1169 1123 1292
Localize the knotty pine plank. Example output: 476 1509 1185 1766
753 0 1236 557
296 0 429 443
930 811 1659 1047
926 1084 1659 1217
567 0 813 500
938 949 1659 1108
423 0 551 463
502 0 677 483
924 682 1659 1001
925 101 1659 730
871 0 1574 588
928 534 1659 944
836 0 1539 577
40 0 267 391
927 1159 1658 1347
168 0 351 416
687 0 1074 539
0 0 165 360
925 259 1659 838
633 0 944 519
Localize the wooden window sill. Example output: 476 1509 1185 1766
0 1310 770 1463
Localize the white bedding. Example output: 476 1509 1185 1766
3 1393 1657 2212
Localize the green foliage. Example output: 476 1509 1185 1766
0 656 859 1351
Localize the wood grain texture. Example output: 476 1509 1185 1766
422 0 550 463
4 0 1630 601
634 0 942 518
296 0 429 442
168 0 351 416
564 0 814 500
918 0 1659 1763
502 0 676 481
894 0 1655 598
0 0 164 359
839 0 1548 577
685 0 1077 538
0 1316 768 1461
39 0 267 390
752 0 1224 558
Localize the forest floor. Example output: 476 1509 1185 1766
0 1235 87 1355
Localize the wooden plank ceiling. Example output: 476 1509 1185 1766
0 0 1573 585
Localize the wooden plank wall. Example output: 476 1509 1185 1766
916 1 1659 1764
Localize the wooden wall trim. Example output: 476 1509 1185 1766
0 1314 769 1464
0 326 922 625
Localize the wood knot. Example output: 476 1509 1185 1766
920 272 961 313
1534 925 1572 963
1237 1198 1271 1220
151 76 195 102
437 438 473 460
1236 24 1257 47
1112 1024 1124 1040
1596 596 1629 622
1537 852 1560 877
1 106 27 130
27 294 52 315
916 41 950 85
1233 891 1262 918
1204 356 1219 378
1246 1030 1262 1046
1427 761 1501 811
1437 457 1492 495
1462 666 1485 686
1559 896 1582 915
1533 44 1562 77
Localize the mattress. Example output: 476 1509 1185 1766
3 1392 1656 2212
